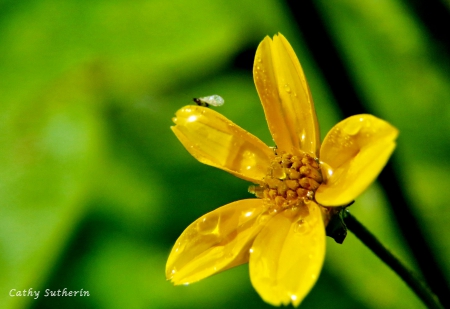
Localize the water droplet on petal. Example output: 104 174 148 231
284 84 291 93
320 162 334 182
343 119 362 135
239 208 258 224
268 207 278 215
197 214 220 235
294 218 306 233
258 213 271 225
187 115 197 122
282 206 299 218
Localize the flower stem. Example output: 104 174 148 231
343 211 444 309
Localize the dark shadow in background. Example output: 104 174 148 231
285 0 450 307
406 0 450 57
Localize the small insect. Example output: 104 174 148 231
193 95 224 107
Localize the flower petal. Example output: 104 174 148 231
172 105 273 183
249 202 326 307
166 199 270 285
253 34 320 156
316 114 398 206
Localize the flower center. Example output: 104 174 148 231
249 152 323 214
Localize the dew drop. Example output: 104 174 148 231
257 57 262 63
175 241 184 253
294 218 306 233
258 213 271 225
284 84 291 93
187 115 197 122
183 230 196 242
268 207 278 215
282 206 299 218
343 119 362 135
239 208 257 224
197 214 220 235
320 162 334 182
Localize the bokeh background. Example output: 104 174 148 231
1 0 450 308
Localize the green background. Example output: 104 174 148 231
1 0 449 308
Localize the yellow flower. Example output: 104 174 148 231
166 33 398 307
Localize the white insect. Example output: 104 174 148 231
193 95 224 107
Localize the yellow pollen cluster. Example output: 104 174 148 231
249 152 323 213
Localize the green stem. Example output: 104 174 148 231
343 211 443 309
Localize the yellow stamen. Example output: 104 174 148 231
249 151 323 213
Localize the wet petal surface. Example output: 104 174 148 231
166 199 269 285
249 202 325 307
172 105 273 183
316 114 398 206
253 34 320 156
